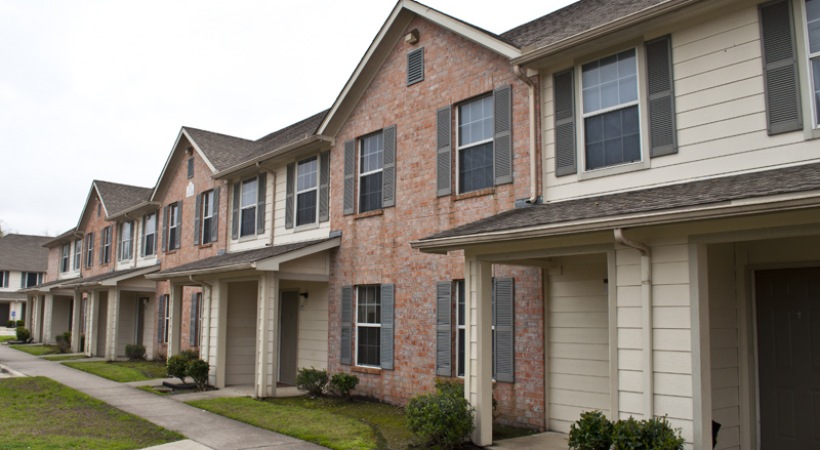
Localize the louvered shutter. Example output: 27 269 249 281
340 286 353 365
157 294 166 343
382 125 396 208
231 182 240 239
20 272 25 288
128 221 134 258
99 228 105 263
117 225 123 260
646 35 678 157
189 293 199 346
162 206 169 252
493 84 513 185
493 278 514 382
436 106 452 197
319 152 330 222
553 69 577 176
760 0 802 134
194 193 201 245
343 140 355 215
175 203 182 250
140 219 145 257
407 47 424 85
211 186 220 243
285 163 295 229
256 173 266 233
436 281 452 376
380 284 395 370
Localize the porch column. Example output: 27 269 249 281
42 294 54 344
30 295 41 342
25 296 34 331
215 281 228 389
464 257 493 447
256 272 280 398
167 283 183 357
70 291 83 353
105 288 119 361
201 283 213 384
85 290 98 357
689 243 712 450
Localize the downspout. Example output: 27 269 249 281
614 228 654 419
514 65 538 204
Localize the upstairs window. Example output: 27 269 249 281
458 95 495 193
119 221 134 261
85 232 94 268
806 0 820 125
286 153 330 230
296 157 319 226
0 271 8 288
241 179 257 236
61 244 70 272
359 132 384 213
73 238 82 270
143 213 157 256
343 127 395 215
101 226 112 264
231 174 266 239
21 272 43 288
195 188 219 245
163 203 181 251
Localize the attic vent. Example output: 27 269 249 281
407 47 424 86
187 157 194 179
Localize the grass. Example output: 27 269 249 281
9 344 60 356
0 335 16 344
62 360 167 382
0 376 182 449
44 354 89 361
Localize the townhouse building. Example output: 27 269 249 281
0 234 49 327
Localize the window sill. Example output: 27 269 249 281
294 222 320 232
577 158 650 180
198 243 213 249
354 209 384 220
454 187 495 202
352 366 382 375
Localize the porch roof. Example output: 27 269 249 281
147 237 340 279
17 278 67 294
413 162 820 253
57 266 160 288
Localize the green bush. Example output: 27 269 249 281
568 410 613 450
329 372 359 398
405 379 474 449
177 349 199 360
15 327 30 341
641 416 685 450
188 359 210 390
296 367 328 396
166 354 190 383
611 417 643 450
125 344 146 361
16 320 24 327
55 332 71 353
6 320 13 328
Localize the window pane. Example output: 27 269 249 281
297 157 318 192
814 58 820 125
459 141 494 193
585 105 640 170
296 190 317 226
241 179 257 208
361 133 384 174
582 48 637 114
458 96 493 147
359 172 383 213
457 328 465 377
357 327 381 367
240 207 256 237
808 0 820 53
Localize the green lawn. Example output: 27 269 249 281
62 360 167 382
0 335 15 344
9 344 60 356
44 354 89 361
0 376 182 449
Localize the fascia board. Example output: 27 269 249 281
253 238 341 272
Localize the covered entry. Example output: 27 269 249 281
226 280 258 386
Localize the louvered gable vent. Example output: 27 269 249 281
407 48 424 86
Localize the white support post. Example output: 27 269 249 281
465 257 493 447
256 273 280 398
106 288 119 361
216 282 228 389
167 284 183 357
690 243 712 450
43 294 54 344
71 291 83 353
86 291 98 357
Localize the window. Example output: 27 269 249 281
0 271 8 288
61 244 70 272
21 272 43 288
340 284 394 369
158 294 170 343
143 213 156 256
119 221 133 261
231 174 266 239
343 126 395 215
296 157 319 225
197 189 218 245
356 285 381 367
458 96 495 192
163 202 181 252
73 238 82 270
101 226 112 264
190 292 202 347
582 49 641 170
806 0 820 125
85 232 94 268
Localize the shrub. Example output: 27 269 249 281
188 359 210 390
125 344 146 361
178 349 199 360
406 379 474 449
15 327 30 341
641 416 685 450
6 320 13 328
16 320 24 327
568 410 613 450
611 417 642 450
55 332 71 353
329 372 359 398
296 367 328 396
166 354 190 383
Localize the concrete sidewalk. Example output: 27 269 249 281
0 344 324 450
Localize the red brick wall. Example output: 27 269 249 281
79 192 117 278
327 16 544 429
46 245 61 281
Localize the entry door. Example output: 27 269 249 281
755 267 820 449
279 291 299 385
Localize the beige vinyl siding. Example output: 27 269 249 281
278 281 329 370
548 254 610 433
273 165 330 245
116 294 138 357
51 297 72 337
541 5 819 202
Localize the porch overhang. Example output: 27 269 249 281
60 266 160 289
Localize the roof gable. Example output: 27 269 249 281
0 234 50 272
77 180 151 230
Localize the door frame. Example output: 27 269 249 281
278 290 300 385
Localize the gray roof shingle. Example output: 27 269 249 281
420 163 820 242
95 180 153 217
0 234 50 272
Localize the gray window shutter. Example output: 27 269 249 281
194 193 202 245
407 47 424 85
231 182 240 239
493 84 513 185
759 0 802 135
285 163 295 229
20 272 25 288
157 294 166 343
343 140 355 215
340 286 353 365
162 206 169 252
319 152 330 222
646 35 678 157
140 217 145 257
553 69 577 176
117 225 123 260
128 221 134 256
493 278 514 382
189 293 199 346
436 106 452 197
436 281 452 377
380 284 395 370
257 173 266 233
211 187 220 243
382 125 397 208
175 203 182 250
99 228 104 263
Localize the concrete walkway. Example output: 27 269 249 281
0 344 323 450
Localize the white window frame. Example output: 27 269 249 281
61 244 70 272
86 233 94 268
358 132 384 213
295 156 319 227
355 285 382 368
73 238 82 270
239 178 258 238
201 190 215 244
456 95 494 194
167 203 180 250
0 271 7 288
120 221 133 261
102 226 112 264
143 213 156 257
801 0 820 128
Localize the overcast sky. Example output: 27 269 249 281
0 0 575 236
